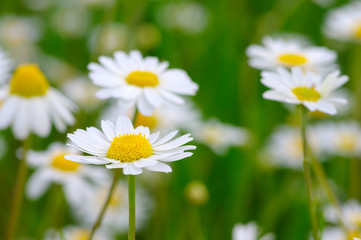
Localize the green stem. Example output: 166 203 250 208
128 175 136 240
311 155 348 232
6 137 31 240
300 107 320 240
88 169 121 240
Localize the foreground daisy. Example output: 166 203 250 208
323 1 361 43
246 36 337 73
88 50 198 116
232 222 274 240
65 116 196 175
0 64 77 139
261 67 348 115
26 142 109 207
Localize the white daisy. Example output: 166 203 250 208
74 181 152 233
261 67 348 115
323 1 361 43
246 36 337 73
320 227 361 240
312 121 361 157
0 46 14 84
0 64 77 139
65 115 196 175
232 222 274 240
325 200 361 231
26 142 109 207
263 125 321 169
88 50 199 116
192 118 249 155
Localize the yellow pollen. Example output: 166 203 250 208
107 133 153 162
135 113 157 130
10 64 50 98
292 87 321 102
355 25 361 39
278 53 307 66
51 154 80 172
126 71 159 87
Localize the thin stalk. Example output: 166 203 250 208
6 137 31 240
88 169 121 240
128 175 136 240
300 107 320 240
311 155 348 232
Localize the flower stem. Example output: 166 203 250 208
128 175 136 240
88 169 121 240
6 137 31 240
300 107 319 240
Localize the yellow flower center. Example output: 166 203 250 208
347 231 361 240
202 126 222 144
135 113 157 130
106 133 153 162
292 87 321 102
10 64 50 98
355 25 361 39
338 134 357 153
350 213 361 227
278 53 307 66
51 154 80 172
72 230 90 240
126 71 159 87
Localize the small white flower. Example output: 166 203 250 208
261 67 348 115
0 64 77 139
263 125 320 169
323 1 361 43
74 181 152 233
26 142 109 207
246 36 337 73
192 118 249 155
312 121 361 157
0 46 14 84
66 116 196 175
88 50 198 116
325 200 361 231
232 222 274 240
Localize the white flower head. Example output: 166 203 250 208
232 222 274 240
0 64 77 139
261 67 348 115
323 1 361 43
193 118 249 155
325 200 361 231
312 121 361 157
66 116 196 175
74 181 152 233
88 50 199 116
247 36 337 74
26 142 109 207
0 46 14 84
263 125 321 170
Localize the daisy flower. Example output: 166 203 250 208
246 36 337 73
232 222 274 240
74 181 152 233
65 116 196 175
192 118 249 155
324 200 361 231
88 50 198 116
26 142 109 207
262 125 321 169
0 46 14 84
261 67 348 115
0 64 77 139
323 1 361 43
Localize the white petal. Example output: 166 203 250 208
0 97 19 129
145 162 172 173
65 155 113 165
137 95 154 116
149 132 160 144
101 120 116 140
159 152 193 162
115 116 134 136
30 98 51 137
12 99 30 140
144 88 162 107
123 163 143 175
134 126 150 138
26 169 53 199
153 130 179 146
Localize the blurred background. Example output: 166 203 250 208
0 0 360 239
